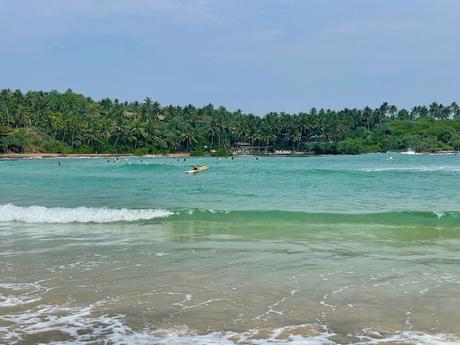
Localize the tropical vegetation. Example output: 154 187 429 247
1 89 460 155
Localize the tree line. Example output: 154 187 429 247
1 88 460 155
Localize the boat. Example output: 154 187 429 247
401 148 417 155
186 165 209 174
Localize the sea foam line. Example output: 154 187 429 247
1 297 458 345
0 204 173 224
361 166 460 172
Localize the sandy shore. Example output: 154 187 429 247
0 153 132 159
2 151 456 160
0 152 191 159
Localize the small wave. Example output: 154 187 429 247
361 166 460 172
285 166 460 175
0 282 49 308
434 211 445 219
356 331 460 345
115 162 178 171
149 329 460 345
0 300 126 344
1 294 459 345
0 204 172 224
1 204 459 226
4 319 458 345
169 209 460 227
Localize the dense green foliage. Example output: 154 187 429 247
1 89 460 154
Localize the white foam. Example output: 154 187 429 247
358 331 460 345
0 282 49 307
362 166 460 172
434 211 445 219
401 150 419 155
0 295 41 307
1 299 459 345
137 328 460 345
0 204 173 223
103 327 460 345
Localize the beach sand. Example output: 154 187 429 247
0 152 191 159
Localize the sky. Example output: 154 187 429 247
1 0 459 114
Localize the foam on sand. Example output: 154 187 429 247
1 280 459 344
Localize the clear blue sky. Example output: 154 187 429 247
1 0 459 114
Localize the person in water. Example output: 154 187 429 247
57 161 61 166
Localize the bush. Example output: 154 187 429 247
211 147 231 157
40 139 71 153
378 136 401 152
450 137 460 151
336 138 367 155
312 142 337 154
73 145 93 154
190 149 206 156
133 147 150 156
0 135 26 153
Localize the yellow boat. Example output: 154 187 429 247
186 165 209 174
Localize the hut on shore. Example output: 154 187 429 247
231 142 271 155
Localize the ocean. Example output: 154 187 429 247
1 153 460 344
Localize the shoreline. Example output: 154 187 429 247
0 152 191 159
1 151 459 160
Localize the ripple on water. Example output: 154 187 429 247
0 282 50 308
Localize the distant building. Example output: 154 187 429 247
274 150 292 155
231 142 271 154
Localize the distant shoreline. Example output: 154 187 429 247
0 152 190 159
1 151 459 160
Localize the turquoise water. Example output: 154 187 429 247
1 153 460 344
1 153 460 212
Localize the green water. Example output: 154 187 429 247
1 153 460 344
1 153 460 212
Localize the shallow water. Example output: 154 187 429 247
1 154 460 344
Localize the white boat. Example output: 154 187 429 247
401 148 417 155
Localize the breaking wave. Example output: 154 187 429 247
0 204 172 223
1 204 459 226
170 208 460 227
360 166 460 172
